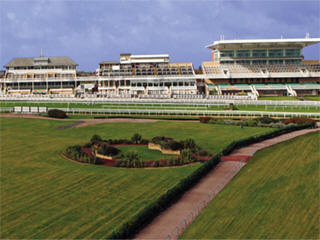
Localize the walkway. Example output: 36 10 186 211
135 125 320 239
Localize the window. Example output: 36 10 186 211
269 60 283 64
252 49 267 57
220 50 234 57
269 49 283 57
252 60 267 64
285 49 300 57
236 50 250 58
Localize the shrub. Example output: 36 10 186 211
229 103 238 110
284 117 316 127
184 139 196 151
140 139 149 144
255 117 278 124
180 149 195 163
199 117 211 123
131 133 142 144
91 134 102 144
124 150 140 167
100 144 119 156
151 136 173 143
48 109 67 119
167 141 184 151
197 149 210 156
243 119 258 127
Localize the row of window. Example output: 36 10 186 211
220 59 302 65
8 66 76 70
219 48 301 58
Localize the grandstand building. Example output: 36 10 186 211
1 36 319 98
203 37 320 97
96 53 197 97
2 56 77 95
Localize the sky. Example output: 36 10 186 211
1 0 319 71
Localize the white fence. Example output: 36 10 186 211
1 94 320 106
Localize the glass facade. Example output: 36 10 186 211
252 60 267 64
252 49 267 57
236 60 251 64
220 50 234 57
236 50 250 57
285 49 300 57
269 49 283 57
269 59 283 64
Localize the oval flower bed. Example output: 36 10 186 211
63 134 212 168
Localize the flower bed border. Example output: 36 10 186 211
64 143 212 168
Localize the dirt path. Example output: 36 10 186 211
0 113 158 128
135 126 320 239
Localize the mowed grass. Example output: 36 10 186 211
117 145 175 161
258 96 299 101
0 118 271 239
182 131 320 239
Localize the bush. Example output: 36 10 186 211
48 109 67 118
180 149 195 163
167 141 184 151
229 103 238 110
197 149 210 156
151 136 173 143
184 139 196 151
100 144 119 156
199 117 211 123
131 133 142 144
91 134 102 144
243 119 258 127
284 117 316 127
255 117 279 124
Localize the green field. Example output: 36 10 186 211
117 145 176 161
304 96 320 101
258 96 299 101
0 118 271 239
182 131 320 239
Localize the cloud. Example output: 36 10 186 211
1 0 319 70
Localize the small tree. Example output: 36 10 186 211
180 149 194 163
131 133 142 144
184 139 196 151
124 150 140 167
91 134 102 144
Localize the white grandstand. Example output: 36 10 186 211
0 36 319 99
203 36 320 97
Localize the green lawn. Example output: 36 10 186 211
182 131 320 239
304 96 320 101
117 145 176 161
0 118 271 238
258 96 299 101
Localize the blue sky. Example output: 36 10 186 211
1 0 319 71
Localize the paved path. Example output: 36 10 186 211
135 126 320 239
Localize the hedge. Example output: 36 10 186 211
108 122 314 239
48 109 67 119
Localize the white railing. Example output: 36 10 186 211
6 107 319 119
1 95 320 106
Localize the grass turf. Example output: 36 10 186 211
258 96 300 101
0 117 271 238
117 145 176 161
181 131 320 239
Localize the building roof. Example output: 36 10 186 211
4 56 78 68
99 61 119 65
130 54 169 58
206 37 320 50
